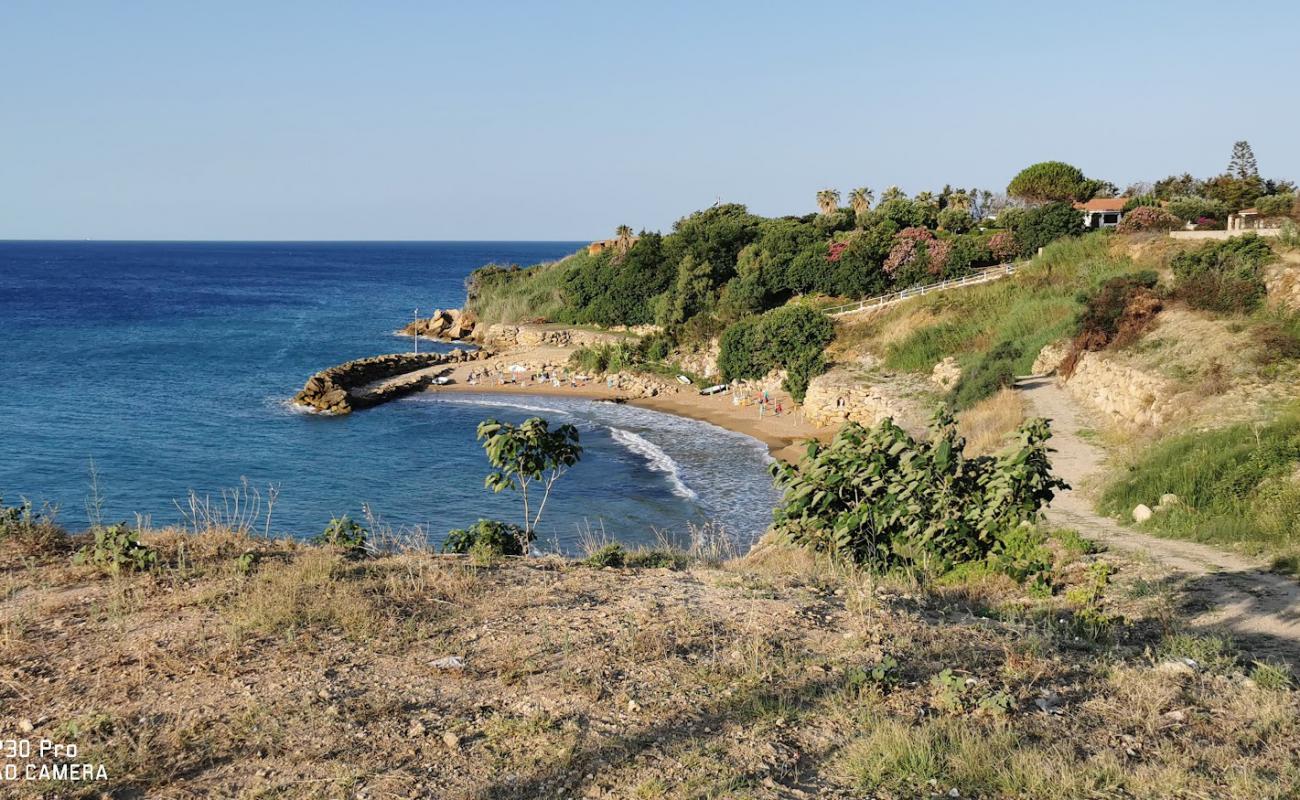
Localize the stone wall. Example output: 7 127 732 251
1034 342 1179 431
294 350 485 415
801 368 932 433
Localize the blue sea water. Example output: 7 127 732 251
0 241 779 551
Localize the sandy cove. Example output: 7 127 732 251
420 345 827 463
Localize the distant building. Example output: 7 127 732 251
587 235 639 256
1074 197 1128 229
1227 207 1275 232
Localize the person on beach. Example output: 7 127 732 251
775 402 783 416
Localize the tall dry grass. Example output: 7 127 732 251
957 387 1027 456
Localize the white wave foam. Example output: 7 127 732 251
608 427 698 500
421 395 572 417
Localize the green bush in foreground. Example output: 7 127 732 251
771 413 1066 572
313 515 369 550
444 518 526 557
73 524 157 574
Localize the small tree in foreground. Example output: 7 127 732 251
771 413 1066 572
476 417 582 554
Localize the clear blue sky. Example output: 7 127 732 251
3 1 1297 240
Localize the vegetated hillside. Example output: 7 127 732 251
836 230 1300 570
4 509 1298 799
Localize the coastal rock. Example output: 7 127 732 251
293 351 460 414
801 367 933 433
1033 342 1070 376
1132 504 1153 523
930 357 962 392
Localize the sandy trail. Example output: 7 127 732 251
1020 375 1300 666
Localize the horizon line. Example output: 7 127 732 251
0 237 596 244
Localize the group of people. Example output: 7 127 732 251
464 367 586 389
733 388 783 418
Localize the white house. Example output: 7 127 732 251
1074 197 1128 229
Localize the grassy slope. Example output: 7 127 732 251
3 526 1298 799
466 252 581 326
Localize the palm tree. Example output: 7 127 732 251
816 189 841 215
879 185 905 204
915 190 938 207
849 187 874 216
614 225 635 255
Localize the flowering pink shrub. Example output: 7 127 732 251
827 241 849 262
927 238 954 275
987 231 1019 262
1116 206 1181 233
883 227 935 274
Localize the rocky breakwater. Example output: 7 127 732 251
402 308 480 342
294 350 486 415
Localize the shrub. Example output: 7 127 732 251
1061 272 1163 376
986 231 1019 262
771 413 1066 572
937 206 973 234
444 518 526 556
73 524 157 574
1007 201 1085 256
1 497 67 556
1116 206 1181 233
1170 234 1273 313
313 516 368 550
582 542 626 567
1165 195 1228 224
569 342 639 375
950 340 1022 409
1255 193 1296 218
717 304 833 402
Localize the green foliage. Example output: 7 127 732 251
662 203 763 287
771 412 1067 572
1170 234 1273 313
1254 193 1295 217
234 549 260 575
950 340 1022 409
1071 271 1162 352
313 515 368 550
563 233 673 326
443 518 526 556
1006 201 1085 256
1165 195 1229 224
872 198 938 230
1007 161 1095 203
1 496 66 555
937 206 974 233
1100 406 1300 553
582 542 627 567
716 305 833 402
1156 633 1237 674
477 417 583 547
73 524 157 574
1052 528 1099 556
1250 660 1294 690
568 342 640 375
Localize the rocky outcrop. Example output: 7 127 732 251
402 309 480 342
294 350 487 415
677 339 721 380
801 367 933 432
930 357 962 392
1265 262 1300 312
481 324 632 350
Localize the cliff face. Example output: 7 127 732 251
801 364 936 433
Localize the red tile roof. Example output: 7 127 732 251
1073 198 1128 212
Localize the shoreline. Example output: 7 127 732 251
424 352 826 463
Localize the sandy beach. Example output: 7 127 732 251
422 347 827 463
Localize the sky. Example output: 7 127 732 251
3 1 1298 241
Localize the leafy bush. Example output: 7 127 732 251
1062 272 1163 375
1170 234 1274 313
1116 206 1181 233
582 542 626 567
313 516 368 550
73 524 157 574
569 342 639 375
771 413 1066 572
1007 201 1085 256
1255 193 1296 218
1165 195 1228 224
444 518 526 556
986 231 1019 262
717 305 834 402
950 340 1022 409
937 206 973 233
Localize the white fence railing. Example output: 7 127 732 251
822 264 1017 318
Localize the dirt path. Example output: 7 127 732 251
1019 375 1300 666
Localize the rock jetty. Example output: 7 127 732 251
294 350 486 415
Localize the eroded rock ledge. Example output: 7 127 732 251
294 350 487 415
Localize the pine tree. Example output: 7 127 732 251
1229 140 1259 179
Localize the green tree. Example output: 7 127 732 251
1229 140 1259 179
1007 201 1084 256
660 254 716 326
1007 161 1095 203
717 305 833 401
816 188 841 215
849 186 874 217
476 417 582 553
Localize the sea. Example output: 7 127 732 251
0 241 780 552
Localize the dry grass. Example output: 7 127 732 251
2 529 1298 799
957 386 1027 456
